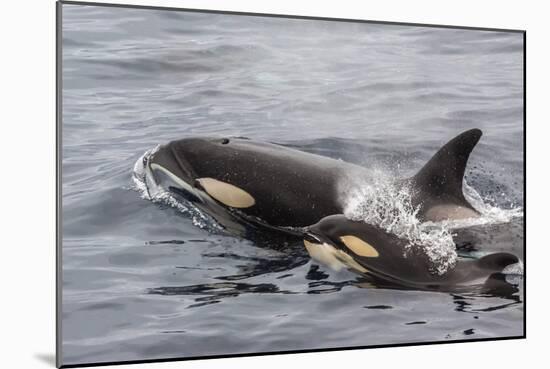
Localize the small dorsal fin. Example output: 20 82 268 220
477 252 519 272
412 129 482 204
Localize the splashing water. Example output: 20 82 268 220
340 168 523 275
459 182 523 226
340 169 457 275
130 147 223 232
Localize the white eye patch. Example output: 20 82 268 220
196 178 255 208
339 235 379 258
303 240 369 274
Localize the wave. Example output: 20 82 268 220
130 147 223 233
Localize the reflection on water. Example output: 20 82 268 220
204 252 310 281
146 248 520 312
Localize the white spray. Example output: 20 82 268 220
339 167 522 275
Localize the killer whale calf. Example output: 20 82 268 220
303 214 518 291
144 128 482 231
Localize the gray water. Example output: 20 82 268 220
60 4 524 366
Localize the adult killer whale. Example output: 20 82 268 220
303 214 518 291
143 128 483 232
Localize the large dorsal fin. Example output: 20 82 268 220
412 128 482 205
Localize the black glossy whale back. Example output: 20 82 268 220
155 137 358 227
150 129 483 228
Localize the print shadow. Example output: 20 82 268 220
34 353 56 366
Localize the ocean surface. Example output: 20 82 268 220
60 4 524 366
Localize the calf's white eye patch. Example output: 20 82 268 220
340 235 379 257
303 240 369 274
196 177 255 208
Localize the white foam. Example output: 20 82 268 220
503 260 524 276
340 169 457 275
131 146 158 200
455 182 524 227
339 169 523 276
130 148 223 232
